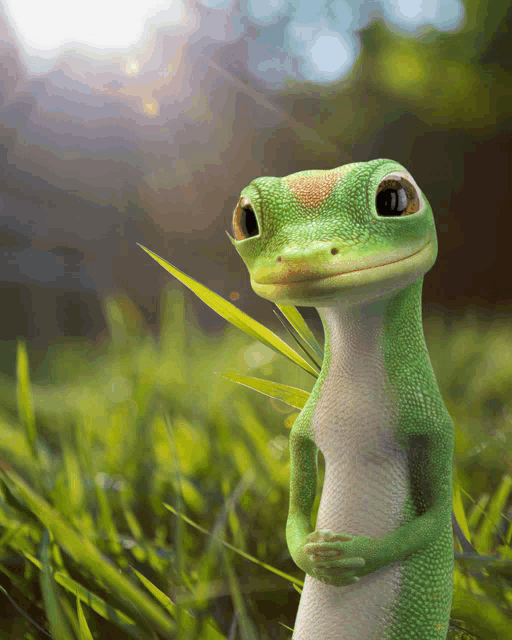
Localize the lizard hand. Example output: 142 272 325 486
304 529 372 586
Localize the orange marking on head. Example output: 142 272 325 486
283 166 350 208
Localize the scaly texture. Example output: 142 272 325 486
231 159 454 639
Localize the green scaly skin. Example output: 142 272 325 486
229 159 454 639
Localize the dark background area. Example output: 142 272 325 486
0 0 510 380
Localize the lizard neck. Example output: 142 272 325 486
316 278 432 385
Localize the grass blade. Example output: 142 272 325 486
272 309 322 371
222 548 258 640
163 504 303 587
276 304 324 361
218 372 309 410
0 584 53 638
58 595 82 640
23 551 155 639
474 474 512 553
76 594 94 640
16 339 39 465
39 529 76 640
453 472 473 551
131 567 227 640
94 482 123 556
1 465 175 638
137 244 318 377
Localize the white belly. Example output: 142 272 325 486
292 342 410 639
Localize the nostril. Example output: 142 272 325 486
331 248 339 255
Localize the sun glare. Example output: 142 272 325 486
3 0 185 56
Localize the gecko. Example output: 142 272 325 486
228 159 455 639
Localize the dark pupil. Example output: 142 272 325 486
241 207 259 237
376 187 408 216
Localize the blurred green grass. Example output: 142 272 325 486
0 281 511 639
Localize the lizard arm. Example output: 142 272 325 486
364 430 453 574
286 429 318 575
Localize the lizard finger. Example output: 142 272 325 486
304 541 348 554
312 557 365 570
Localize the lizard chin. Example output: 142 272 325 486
251 239 436 308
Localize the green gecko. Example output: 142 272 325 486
228 159 455 639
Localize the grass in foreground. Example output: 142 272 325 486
0 251 510 638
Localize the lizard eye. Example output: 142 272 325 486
375 174 422 217
233 196 259 240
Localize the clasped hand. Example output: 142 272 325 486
304 529 373 586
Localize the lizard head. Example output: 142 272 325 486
228 159 438 308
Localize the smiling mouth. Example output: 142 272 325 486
254 240 431 286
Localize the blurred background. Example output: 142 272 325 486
0 0 510 375
1 3 511 638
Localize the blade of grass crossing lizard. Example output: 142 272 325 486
275 304 324 361
137 244 318 378
218 372 309 410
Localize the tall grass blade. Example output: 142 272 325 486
218 372 309 410
137 244 318 377
16 340 39 465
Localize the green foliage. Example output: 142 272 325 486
0 268 511 637
300 0 511 139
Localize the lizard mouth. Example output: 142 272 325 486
254 240 431 286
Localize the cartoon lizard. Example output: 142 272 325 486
229 159 455 639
